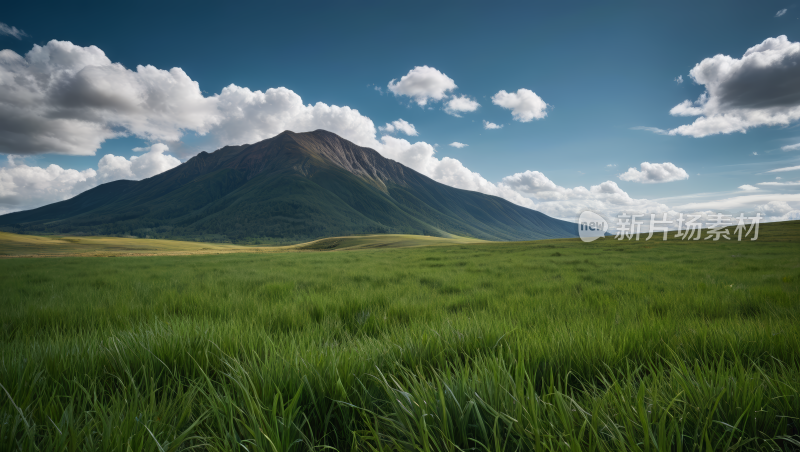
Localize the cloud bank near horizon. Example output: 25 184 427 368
0 144 180 212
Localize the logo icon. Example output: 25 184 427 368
579 210 608 243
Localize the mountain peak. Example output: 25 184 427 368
0 129 577 243
215 130 406 187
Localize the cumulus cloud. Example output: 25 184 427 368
96 144 180 183
500 170 674 221
662 36 800 137
0 40 381 156
449 142 468 148
483 120 503 130
618 162 689 183
781 143 800 151
0 144 179 213
669 98 706 117
675 75 683 84
207 85 379 149
492 89 548 122
756 201 800 222
501 171 559 193
776 8 788 17
767 164 800 173
0 156 95 213
387 66 456 106
738 184 759 191
0 40 220 155
0 22 26 39
444 95 480 117
758 201 791 216
378 119 418 136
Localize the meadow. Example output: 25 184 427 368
1 222 799 451
0 231 483 257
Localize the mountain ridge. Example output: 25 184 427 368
0 130 578 244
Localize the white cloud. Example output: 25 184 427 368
663 36 800 137
0 144 179 213
500 170 673 222
0 40 383 156
0 40 218 155
209 85 379 149
669 98 706 116
758 180 800 186
96 143 180 183
501 171 559 193
675 75 683 84
782 143 800 151
758 201 792 217
618 162 689 183
675 193 800 213
607 164 617 167
449 142 468 148
387 66 456 106
759 203 800 222
492 89 548 122
776 8 788 17
767 164 800 173
753 152 758 155
483 120 503 130
0 22 26 39
0 156 96 213
378 119 418 136
444 95 480 117
738 184 759 191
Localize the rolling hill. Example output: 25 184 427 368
0 130 578 243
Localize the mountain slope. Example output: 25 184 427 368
0 130 578 243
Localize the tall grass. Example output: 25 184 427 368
1 222 799 450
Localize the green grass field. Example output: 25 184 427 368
1 222 799 451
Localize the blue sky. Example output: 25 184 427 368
2 0 800 223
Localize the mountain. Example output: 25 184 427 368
0 130 578 243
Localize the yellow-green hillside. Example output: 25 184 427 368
0 231 486 257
